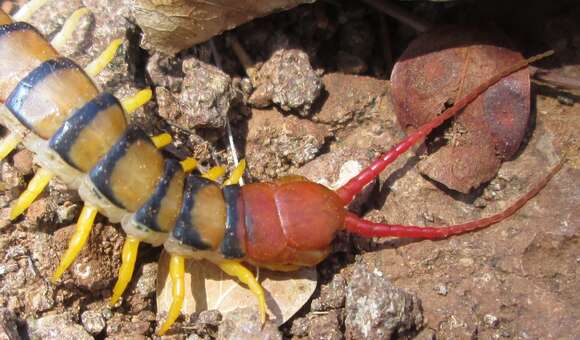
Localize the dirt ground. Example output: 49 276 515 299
0 0 578 339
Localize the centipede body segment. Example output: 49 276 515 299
0 2 562 336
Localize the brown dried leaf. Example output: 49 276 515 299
128 0 313 54
390 26 530 193
156 251 317 326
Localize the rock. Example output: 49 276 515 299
216 307 281 340
249 49 322 116
0 308 20 340
12 149 34 175
28 284 55 313
246 107 330 180
134 262 158 297
308 309 343 340
81 310 106 335
106 315 151 337
27 314 92 340
173 58 235 129
311 273 346 311
345 263 423 339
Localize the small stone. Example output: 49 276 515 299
290 316 310 337
216 307 281 340
81 310 106 335
29 284 55 313
484 314 500 328
56 202 79 224
311 273 346 311
198 310 222 326
434 283 448 296
12 149 34 175
345 263 423 339
249 49 322 116
308 310 343 340
134 262 158 296
27 314 93 340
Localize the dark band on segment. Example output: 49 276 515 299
89 126 152 209
171 175 215 250
0 22 37 38
134 159 182 232
49 92 124 169
220 185 245 259
6 58 80 128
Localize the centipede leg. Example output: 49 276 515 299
84 39 123 77
158 254 185 336
0 133 22 162
211 260 267 324
120 88 153 114
12 0 50 21
224 159 246 186
202 166 226 181
151 133 173 149
10 168 54 220
50 7 90 50
110 235 140 305
179 157 198 173
51 204 98 282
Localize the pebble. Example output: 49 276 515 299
134 262 158 296
27 314 93 340
81 310 106 335
345 263 424 339
216 307 281 340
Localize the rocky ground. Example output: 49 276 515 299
0 0 579 339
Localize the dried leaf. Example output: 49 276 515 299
128 0 314 54
156 251 317 326
390 26 530 193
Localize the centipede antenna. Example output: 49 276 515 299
0 133 22 161
10 168 54 220
12 0 50 21
110 236 140 306
51 7 90 50
51 204 98 282
151 133 173 149
84 39 123 77
224 159 246 186
121 88 153 114
212 260 267 324
179 157 198 173
158 255 185 336
335 50 555 205
345 159 564 239
202 166 226 181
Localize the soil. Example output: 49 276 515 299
0 0 579 339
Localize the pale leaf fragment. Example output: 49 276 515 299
156 251 317 326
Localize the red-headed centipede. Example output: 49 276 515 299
0 1 563 336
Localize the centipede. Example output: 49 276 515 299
0 1 564 336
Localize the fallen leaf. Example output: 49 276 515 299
127 0 314 54
390 26 530 193
156 251 317 326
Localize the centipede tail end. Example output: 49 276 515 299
345 159 564 239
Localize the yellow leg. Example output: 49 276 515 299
151 133 172 149
121 89 153 114
0 133 22 161
12 0 50 21
10 168 53 220
179 157 197 173
158 255 185 336
201 166 226 181
84 39 123 77
50 7 90 50
224 159 246 186
51 204 98 283
110 236 140 305
213 260 267 324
